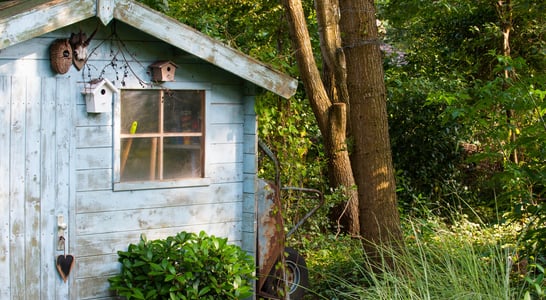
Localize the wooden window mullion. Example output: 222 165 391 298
158 90 165 180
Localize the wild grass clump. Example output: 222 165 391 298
301 215 532 299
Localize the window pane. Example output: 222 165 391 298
163 90 203 133
120 138 157 181
121 90 159 134
119 89 205 184
163 137 202 179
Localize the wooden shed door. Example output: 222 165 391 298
1 76 73 299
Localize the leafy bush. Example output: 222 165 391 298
109 231 256 300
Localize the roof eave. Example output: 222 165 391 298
0 0 96 50
0 0 297 99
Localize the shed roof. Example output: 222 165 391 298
0 0 297 99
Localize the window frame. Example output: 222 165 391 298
113 82 211 191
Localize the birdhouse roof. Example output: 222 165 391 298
149 61 178 69
83 78 118 94
0 0 297 99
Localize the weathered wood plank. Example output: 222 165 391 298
75 222 241 257
208 142 243 164
40 77 59 300
208 103 243 124
243 114 258 136
241 92 257 256
75 275 113 300
209 84 243 104
76 147 112 170
208 162 243 183
9 76 27 299
24 76 42 299
0 76 11 299
76 169 112 191
77 254 120 279
75 104 113 126
243 153 257 174
76 202 242 235
207 123 243 143
0 55 56 77
242 231 257 255
77 182 242 213
76 126 112 148
0 0 95 50
55 77 72 298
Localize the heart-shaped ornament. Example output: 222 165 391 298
56 254 75 282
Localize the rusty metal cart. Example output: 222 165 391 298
256 140 324 299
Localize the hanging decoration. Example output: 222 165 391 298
70 27 98 70
56 236 75 283
149 60 177 82
82 78 118 113
49 39 73 74
83 20 149 88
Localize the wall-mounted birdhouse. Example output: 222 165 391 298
82 78 118 113
149 60 177 82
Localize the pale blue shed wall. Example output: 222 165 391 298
0 19 257 299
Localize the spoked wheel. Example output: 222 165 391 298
264 247 309 299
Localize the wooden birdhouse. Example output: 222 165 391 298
82 78 117 113
149 60 177 82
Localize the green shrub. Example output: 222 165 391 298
109 231 256 300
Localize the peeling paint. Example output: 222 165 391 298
256 179 285 291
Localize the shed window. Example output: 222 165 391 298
119 89 204 183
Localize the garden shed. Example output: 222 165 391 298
0 0 297 299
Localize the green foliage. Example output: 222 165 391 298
524 262 546 300
386 72 469 215
166 0 294 71
108 231 255 300
303 216 529 299
256 90 331 234
380 0 546 229
138 0 169 12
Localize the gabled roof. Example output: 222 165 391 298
0 0 297 99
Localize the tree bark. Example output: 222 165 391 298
315 0 359 235
496 0 518 164
281 0 360 235
338 0 403 261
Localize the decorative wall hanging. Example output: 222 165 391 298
56 215 74 283
49 39 73 74
69 27 98 70
149 60 178 82
82 78 118 113
83 20 150 88
56 236 75 283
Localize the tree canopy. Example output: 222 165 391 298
142 0 545 256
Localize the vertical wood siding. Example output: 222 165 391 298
1 19 258 300
0 76 73 299
0 76 11 300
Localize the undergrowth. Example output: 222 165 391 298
297 215 543 299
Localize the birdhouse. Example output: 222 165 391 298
82 78 117 113
149 60 177 82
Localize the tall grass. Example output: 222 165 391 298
302 216 529 299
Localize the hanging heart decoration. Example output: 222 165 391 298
56 254 75 283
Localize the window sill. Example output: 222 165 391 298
113 177 212 191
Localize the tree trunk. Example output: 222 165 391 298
496 0 518 164
338 0 403 262
281 0 360 235
315 0 359 235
